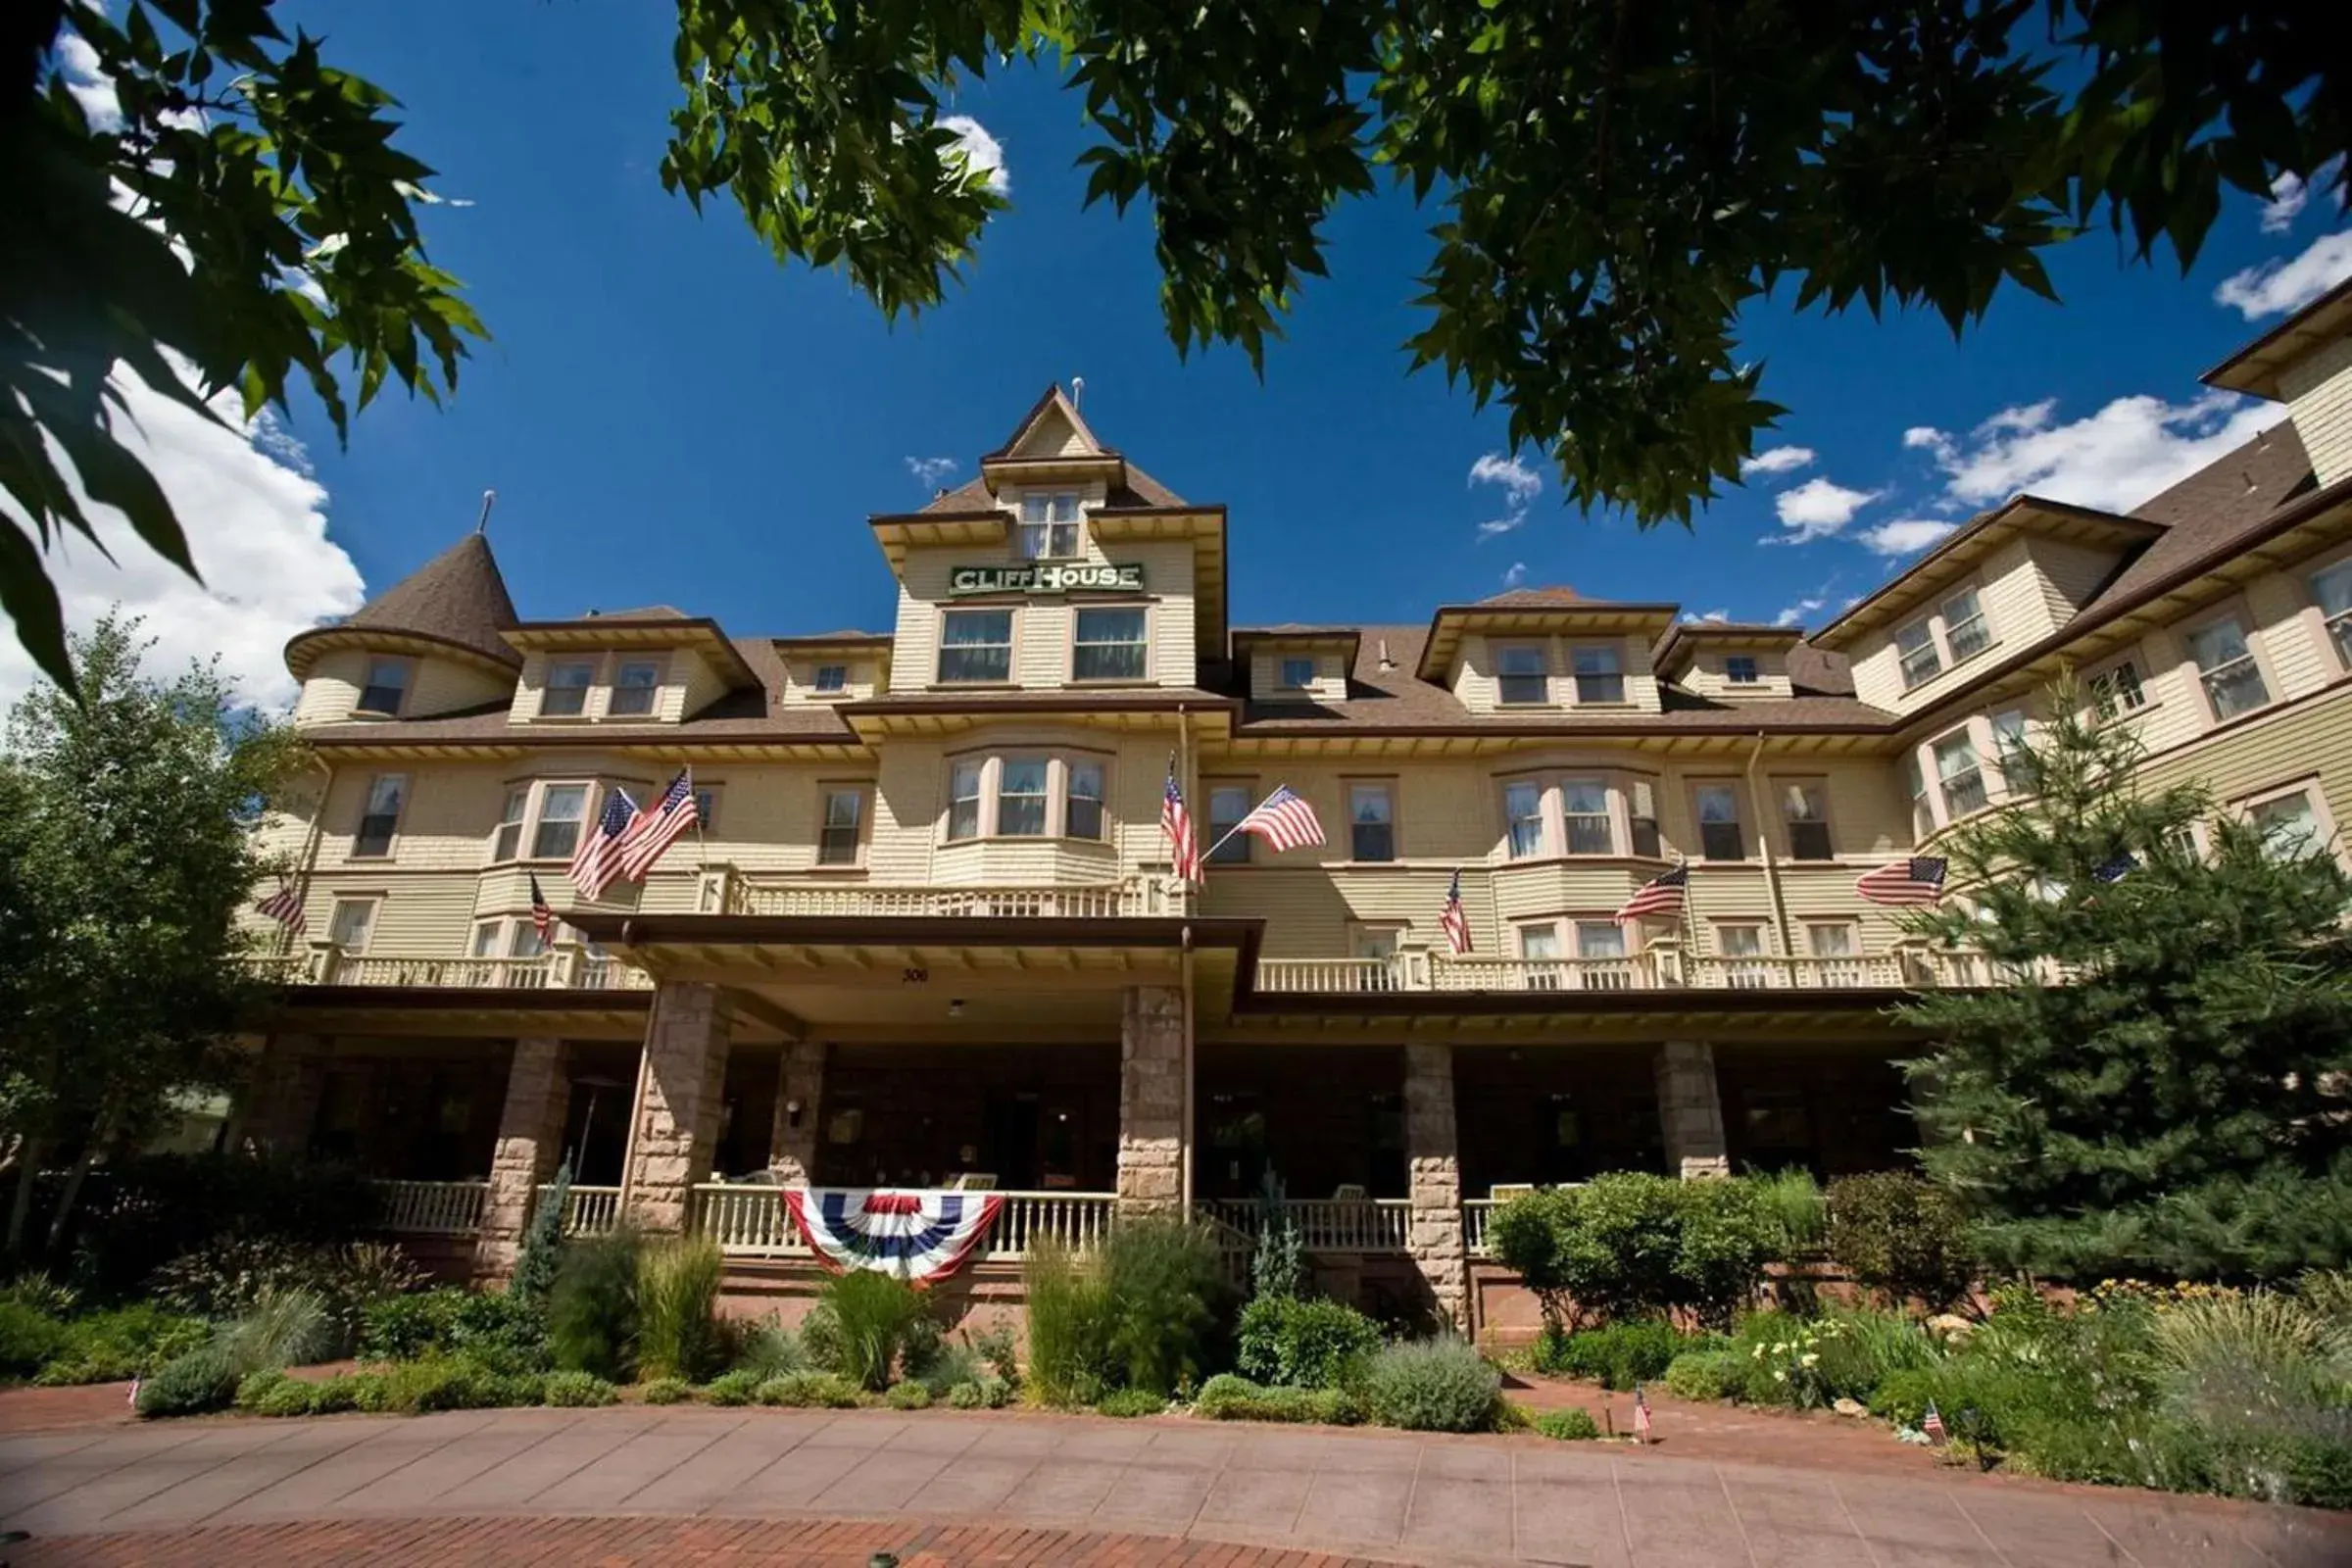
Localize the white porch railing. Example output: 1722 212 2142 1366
1463 1198 1498 1256
251 941 654 993
1681 954 1908 990
376 1179 488 1235
1201 1198 1412 1252
719 871 1192 920
533 1183 622 1237
1428 954 1656 993
691 1185 807 1256
1248 943 2008 997
686 1185 1119 1260
1252 957 1407 994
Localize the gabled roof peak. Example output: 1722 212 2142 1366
286 531 520 678
986 382 1112 463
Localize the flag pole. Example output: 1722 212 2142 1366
1199 781 1288 864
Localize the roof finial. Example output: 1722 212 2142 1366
475 488 497 535
1069 375 1085 409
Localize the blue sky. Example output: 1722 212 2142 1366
10 4 2351 707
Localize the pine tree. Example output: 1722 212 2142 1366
1897 678 2352 1282
510 1159 571 1310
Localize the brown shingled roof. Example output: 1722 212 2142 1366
1478 585 1586 607
919 465 1188 514
2096 421 2317 610
286 533 520 676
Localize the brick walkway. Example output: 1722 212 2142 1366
2 1405 2345 1567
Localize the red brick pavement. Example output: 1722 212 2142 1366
5 1517 1404 1567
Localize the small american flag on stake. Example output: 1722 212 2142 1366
1856 856 1946 906
1231 784 1325 854
1922 1398 1947 1444
2092 852 2138 883
568 787 639 903
256 879 305 935
1633 1384 1652 1442
529 873 555 944
617 768 700 882
1440 869 1473 956
1615 863 1688 923
1162 758 1200 882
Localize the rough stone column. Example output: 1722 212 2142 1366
472 1037 569 1283
1403 1042 1468 1331
228 1033 324 1156
621 982 734 1234
1655 1040 1732 1179
767 1041 826 1184
1115 986 1186 1214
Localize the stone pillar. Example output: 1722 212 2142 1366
1115 986 1186 1214
767 1041 826 1184
473 1037 569 1283
228 1033 325 1157
1403 1042 1468 1331
621 982 733 1234
1655 1040 1731 1179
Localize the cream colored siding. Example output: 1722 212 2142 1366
1851 540 2079 713
781 656 880 704
293 651 367 723
668 650 719 720
2282 335 2352 487
1452 634 1661 715
1250 650 1345 703
2135 684 2352 839
2247 571 2331 702
2026 537 2124 618
1676 650 1793 701
894 537 1196 691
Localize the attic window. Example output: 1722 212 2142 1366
1017 493 1082 560
1725 655 1759 685
813 663 849 694
543 660 595 716
1279 657 1317 690
357 657 411 716
609 660 661 716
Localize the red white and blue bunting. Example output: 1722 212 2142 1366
781 1188 1006 1285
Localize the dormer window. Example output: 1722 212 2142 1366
1895 617 1941 689
813 663 849 694
609 660 662 717
1725 655 1759 685
1017 493 1082 560
1279 657 1317 691
357 657 411 716
1942 589 1991 663
1571 644 1625 704
1495 644 1547 706
543 660 595 716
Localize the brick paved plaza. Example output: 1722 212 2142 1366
3 1406 2347 1567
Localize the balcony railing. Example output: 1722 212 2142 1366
376 1179 487 1235
1251 943 1993 997
248 941 654 993
533 1183 622 1237
712 868 1193 921
1200 1198 1412 1252
685 1185 1119 1259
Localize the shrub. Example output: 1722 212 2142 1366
234 1369 295 1411
757 1371 861 1408
30 1303 210 1385
972 1374 1012 1408
259 1376 321 1417
1250 1171 1306 1300
308 1374 362 1414
544 1370 619 1407
148 1236 416 1348
2150 1291 2352 1450
1536 1407 1601 1441
640 1376 694 1404
359 1287 547 1374
1096 1388 1168 1418
218 1287 338 1373
0 1274 78 1316
1824 1173 1976 1312
549 1232 642 1381
912 1342 984 1397
729 1314 802 1381
0 1299 69 1377
636 1240 725 1383
512 1163 570 1311
1101 1216 1229 1396
1810 1308 1945 1402
136 1345 239 1417
1361 1339 1500 1433
1729 1311 1849 1408
947 1381 987 1409
1192 1374 1356 1425
1663 1348 1745 1402
705 1368 763 1405
2296 1268 2352 1325
1750 1168 1827 1256
373 1355 505 1413
1535 1320 1691 1391
70 1154 383 1300
885 1380 933 1410
808 1271 928 1392
1490 1175 1774 1333
1025 1242 1117 1407
1236 1296 1384 1390
968 1317 1020 1386
1866 1367 1941 1429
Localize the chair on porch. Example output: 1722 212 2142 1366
1329 1183 1368 1201
950 1173 998 1192
1489 1182 1536 1200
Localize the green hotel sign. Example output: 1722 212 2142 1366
948 562 1145 597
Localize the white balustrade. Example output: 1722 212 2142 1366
277 946 651 992
533 1184 622 1237
690 1185 806 1255
1463 1198 1496 1256
729 875 1189 921
1251 957 1404 995
984 1191 1116 1255
685 1185 1116 1259
1427 954 1654 993
1201 1198 1411 1252
375 1179 488 1235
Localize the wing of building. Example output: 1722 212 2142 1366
236 288 2352 1331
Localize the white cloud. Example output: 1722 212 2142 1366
1501 562 1528 589
905 455 958 489
941 116 1008 196
1856 518 1962 558
1773 594 1829 629
53 31 121 128
1763 477 1884 546
1680 609 1731 624
1908 390 2283 513
1739 445 1815 478
2260 159 2341 234
1468 451 1543 504
2213 229 2352 319
1475 514 1526 540
0 359 364 712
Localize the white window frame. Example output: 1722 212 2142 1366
1941 587 1991 665
944 751 1115 844
541 658 597 717
939 609 1015 685
1691 781 1746 861
947 759 986 842
1502 779 1546 859
354 772 408 859
1016 492 1083 560
528 781 593 862
1278 656 1318 691
1206 781 1254 864
1569 642 1626 705
1067 758 1108 842
817 783 870 867
607 658 663 718
1494 643 1549 706
1715 922 1767 958
1934 729 1987 820
2088 657 2147 718
1894 616 1942 689
2185 611 2273 723
1905 752 1935 840
327 897 378 954
1346 780 1397 862
2313 557 2352 672
1778 777 1833 861
2237 779 2340 866
357 656 414 717
490 786 530 863
1072 606 1149 683
1724 654 1760 686
998 755 1052 838
1559 777 1615 856
812 662 850 695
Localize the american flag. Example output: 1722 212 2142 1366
1633 1385 1652 1442
1162 759 1200 882
2092 852 2138 883
255 878 305 935
529 872 555 943
1440 869 1473 955
568 786 638 902
1615 863 1688 923
1856 856 1946 906
1232 784 1324 854
1922 1398 1946 1444
617 768 700 882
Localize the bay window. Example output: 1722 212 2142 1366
1073 608 1148 681
1905 754 1935 839
1516 923 1563 989
945 753 1116 842
1935 731 1987 818
939 610 1013 684
531 784 588 860
999 757 1050 836
1561 779 1614 854
2314 560 2352 668
2187 614 2270 720
491 787 528 862
1571 644 1625 704
1067 761 1106 841
948 760 985 841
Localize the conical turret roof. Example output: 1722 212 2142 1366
286 532 521 677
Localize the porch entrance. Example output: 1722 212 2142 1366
809 1042 1120 1192
1454 1043 1666 1197
1195 1044 1406 1201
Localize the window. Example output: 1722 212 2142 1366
1073 608 1147 681
1895 617 1941 688
1935 731 1986 818
491 787 528 862
813 662 849 694
2248 789 2323 859
1517 921 1561 967
354 773 406 858
1807 923 1857 958
471 920 503 957
1905 753 1935 840
939 610 1013 684
998 757 1049 836
542 660 594 716
1694 783 1744 860
693 787 718 833
1717 924 1765 958
1351 926 1401 990
327 898 376 953
1991 710 2032 792
1067 760 1106 841
609 660 661 716
1207 785 1252 864
1571 644 1625 704
1561 779 1614 855
1942 588 1990 663
818 786 865 865
1503 781 1545 858
532 784 588 860
1348 782 1396 861
1279 657 1317 691
948 760 984 841
2315 561 2352 667
1725 655 1760 685
1627 778 1662 858
2090 660 2146 717
1016 492 1082 560
473 919 544 961
2187 614 2271 720
357 657 411 716
1780 779 1832 860
1575 922 1629 987
1495 644 1548 705
509 920 547 959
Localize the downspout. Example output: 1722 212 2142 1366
1744 733 1795 966
1177 704 1196 1215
